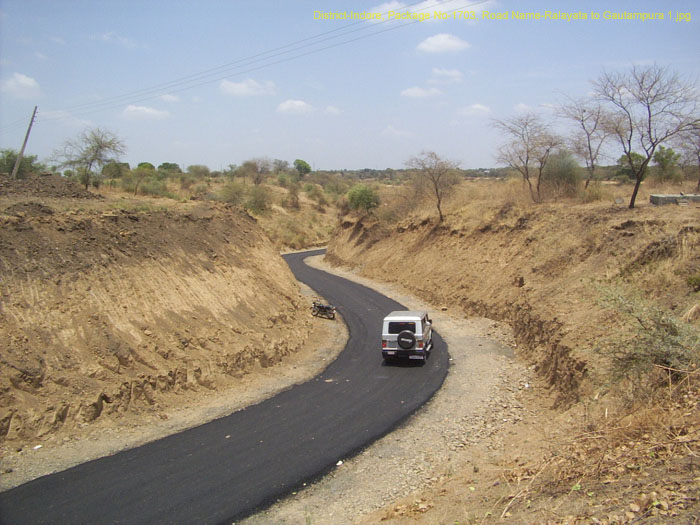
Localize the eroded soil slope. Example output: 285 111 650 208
327 200 700 403
325 197 700 522
0 176 311 444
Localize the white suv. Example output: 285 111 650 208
381 311 433 363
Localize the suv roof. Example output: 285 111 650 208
383 311 428 321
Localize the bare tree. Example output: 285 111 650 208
273 159 289 174
493 113 561 202
593 64 700 208
405 151 460 222
54 128 126 190
239 158 272 185
558 96 610 188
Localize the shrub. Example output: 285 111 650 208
347 184 380 213
577 182 606 203
541 150 580 199
595 285 700 395
139 177 172 197
687 273 700 292
282 183 300 210
245 185 271 215
220 181 246 206
179 174 198 190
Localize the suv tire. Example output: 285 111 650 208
397 330 416 350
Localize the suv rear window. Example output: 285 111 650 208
388 321 416 334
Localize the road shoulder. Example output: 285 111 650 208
242 255 539 525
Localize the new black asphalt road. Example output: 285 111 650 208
0 249 449 524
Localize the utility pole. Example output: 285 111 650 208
11 105 38 179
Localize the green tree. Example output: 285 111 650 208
137 162 155 170
294 159 311 178
0 149 45 178
347 184 380 214
615 152 645 182
54 128 126 190
653 145 681 182
157 162 181 173
101 161 129 187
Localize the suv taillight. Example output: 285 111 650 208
382 340 387 348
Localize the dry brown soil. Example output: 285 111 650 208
0 175 339 489
319 192 700 523
2 176 699 524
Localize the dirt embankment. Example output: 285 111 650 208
0 176 312 445
326 201 700 404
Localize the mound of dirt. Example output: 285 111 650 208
3 201 55 217
0 200 311 445
0 174 101 199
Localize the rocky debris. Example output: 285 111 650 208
3 201 55 216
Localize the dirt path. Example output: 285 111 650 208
241 255 538 524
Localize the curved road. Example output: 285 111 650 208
0 249 449 524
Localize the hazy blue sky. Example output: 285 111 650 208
1 0 698 170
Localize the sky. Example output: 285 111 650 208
1 0 698 171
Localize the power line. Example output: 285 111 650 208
17 0 490 126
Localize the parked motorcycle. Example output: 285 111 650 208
311 300 336 320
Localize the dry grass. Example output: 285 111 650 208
330 175 700 523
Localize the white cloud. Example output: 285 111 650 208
34 52 48 61
160 94 180 103
514 103 533 113
429 68 463 84
417 33 470 53
220 78 276 97
325 105 341 115
381 124 413 137
50 36 66 45
1 72 41 99
401 86 442 98
94 31 137 49
277 99 313 114
459 103 491 116
122 105 170 120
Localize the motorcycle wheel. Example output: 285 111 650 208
311 307 319 316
